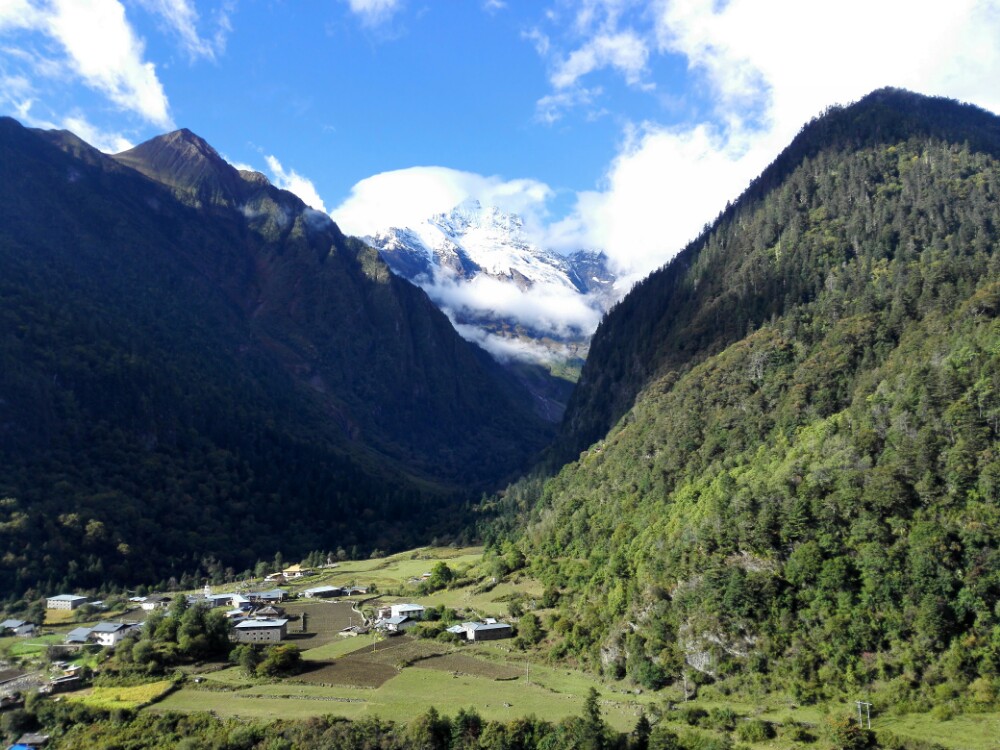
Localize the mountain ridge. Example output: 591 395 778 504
557 86 1000 464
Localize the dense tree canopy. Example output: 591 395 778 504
495 90 1000 700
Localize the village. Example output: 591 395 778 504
1 546 638 749
28 582 513 652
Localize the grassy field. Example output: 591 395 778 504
5 634 63 657
280 547 484 597
878 711 1000 750
419 577 545 616
65 679 176 710
155 663 647 729
41 609 78 625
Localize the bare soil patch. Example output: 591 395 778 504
291 656 397 688
281 601 355 650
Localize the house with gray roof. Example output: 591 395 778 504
379 615 416 633
246 589 287 603
447 621 513 641
232 618 288 643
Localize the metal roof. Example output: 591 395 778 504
234 618 287 629
65 627 93 642
92 622 131 633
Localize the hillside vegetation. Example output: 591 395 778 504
500 90 1000 701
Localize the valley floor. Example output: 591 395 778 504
5 546 998 749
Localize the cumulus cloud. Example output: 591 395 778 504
343 0 402 26
265 155 328 212
550 30 650 90
46 0 172 127
331 166 553 237
0 0 172 128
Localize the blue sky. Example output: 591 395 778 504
3 0 1000 282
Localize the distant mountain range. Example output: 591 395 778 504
364 201 617 418
0 119 551 594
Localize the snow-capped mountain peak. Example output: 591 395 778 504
363 201 619 418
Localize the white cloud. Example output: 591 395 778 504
343 0 402 26
428 274 603 339
0 0 40 30
0 0 173 127
453 323 575 366
483 0 507 13
551 121 767 283
331 166 553 238
535 86 602 124
551 30 650 90
61 113 134 152
136 0 222 61
265 155 328 212
46 0 172 127
530 0 1000 282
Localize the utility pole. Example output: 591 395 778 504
856 701 872 729
525 660 529 685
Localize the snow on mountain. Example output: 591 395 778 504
364 200 617 371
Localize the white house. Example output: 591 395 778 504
140 594 171 611
46 594 88 610
90 622 139 647
232 618 288 644
390 603 425 620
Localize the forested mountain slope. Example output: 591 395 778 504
558 88 1000 464
507 89 1000 697
0 119 550 595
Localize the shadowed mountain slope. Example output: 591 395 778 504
0 119 551 594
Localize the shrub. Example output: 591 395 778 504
735 719 774 742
